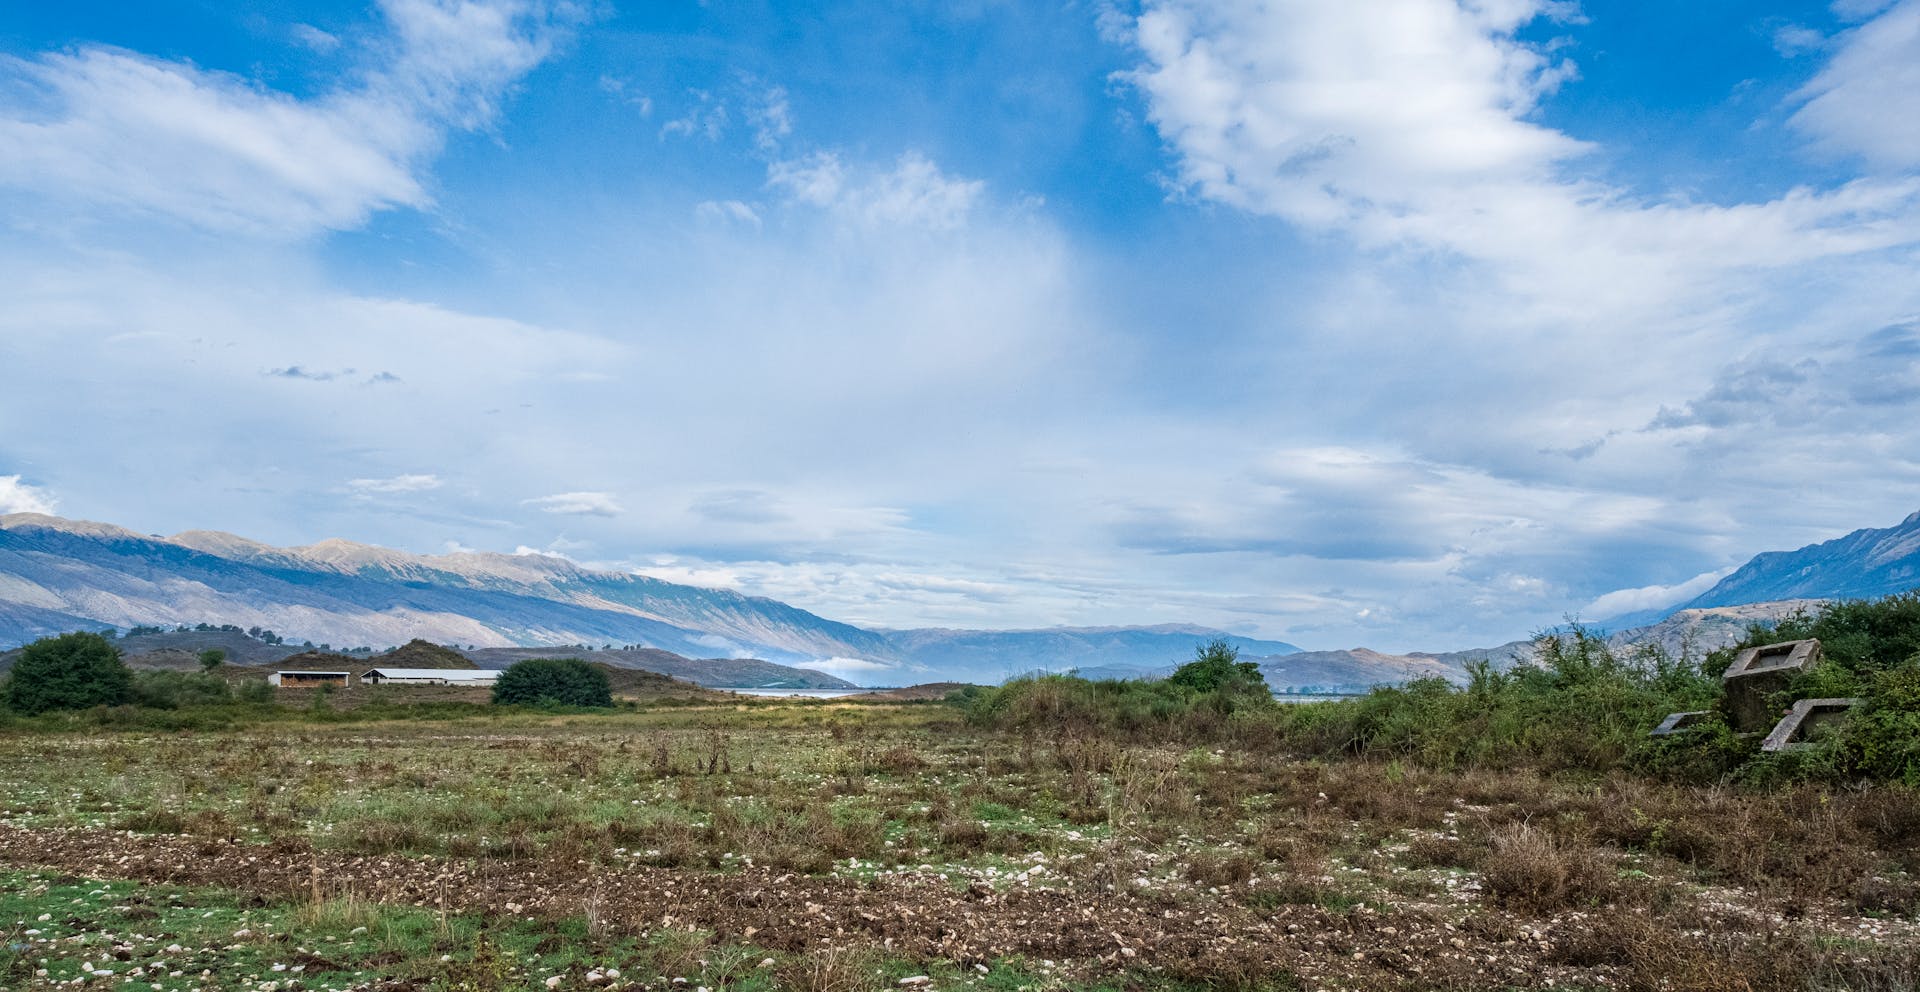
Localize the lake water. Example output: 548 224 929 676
717 687 877 698
716 688 1365 701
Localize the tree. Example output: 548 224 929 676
492 658 613 708
198 648 227 671
1 632 135 715
1166 638 1269 697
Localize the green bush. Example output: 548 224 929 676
965 639 1280 742
1269 626 1720 774
130 670 234 709
1166 638 1269 697
1844 660 1920 785
0 632 135 715
492 658 612 708
1725 591 1920 679
1687 592 1920 785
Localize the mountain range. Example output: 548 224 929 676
0 513 1296 686
1594 511 1920 631
3 509 1916 689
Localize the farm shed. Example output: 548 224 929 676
270 671 350 688
360 668 499 686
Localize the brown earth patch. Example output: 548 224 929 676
4 823 1914 990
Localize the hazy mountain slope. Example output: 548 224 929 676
169 528 898 662
0 514 808 659
461 646 856 689
1606 600 1824 658
880 625 1300 684
1679 511 1920 610
0 601 105 648
1254 648 1464 692
0 514 1301 686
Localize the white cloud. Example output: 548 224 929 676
290 24 342 53
1772 24 1828 57
1833 0 1899 22
1583 568 1737 619
1126 0 1585 225
347 473 443 494
749 84 792 151
0 475 57 515
768 151 984 231
522 491 623 516
799 656 907 685
1120 0 1920 318
694 199 761 228
0 0 579 236
659 89 728 140
766 152 845 206
1790 0 1920 169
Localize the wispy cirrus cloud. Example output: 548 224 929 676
1790 0 1920 169
0 0 585 236
347 474 443 495
522 491 623 516
768 151 985 231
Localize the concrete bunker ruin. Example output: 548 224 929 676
1649 638 1862 749
1760 697 1865 753
1722 639 1823 733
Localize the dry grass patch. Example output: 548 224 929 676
1482 823 1617 913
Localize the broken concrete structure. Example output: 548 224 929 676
1649 710 1710 737
1761 697 1863 753
1649 638 1855 746
1720 639 1823 733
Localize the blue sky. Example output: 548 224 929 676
2 0 1918 652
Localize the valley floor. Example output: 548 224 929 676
2 702 1917 991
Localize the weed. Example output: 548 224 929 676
1482 823 1617 913
777 944 880 992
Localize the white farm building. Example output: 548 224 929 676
269 671 351 688
360 668 500 686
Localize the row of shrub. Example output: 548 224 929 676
0 632 617 724
958 639 1278 741
964 593 1920 785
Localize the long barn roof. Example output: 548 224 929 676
360 668 498 680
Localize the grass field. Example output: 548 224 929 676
3 699 1919 991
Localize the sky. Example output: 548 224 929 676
1 0 1918 652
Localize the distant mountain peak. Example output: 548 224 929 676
0 513 144 541
1680 510 1920 611
169 529 281 559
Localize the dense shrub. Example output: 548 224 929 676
130 670 234 709
1275 626 1719 773
1749 591 1920 677
1698 593 1920 785
492 658 613 708
964 640 1280 742
965 595 1920 784
0 632 134 715
1166 638 1269 697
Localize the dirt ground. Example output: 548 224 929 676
2 822 1912 992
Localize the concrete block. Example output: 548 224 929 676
1721 639 1822 733
1760 697 1862 753
1649 711 1710 737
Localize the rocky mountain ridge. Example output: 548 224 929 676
0 513 1295 685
